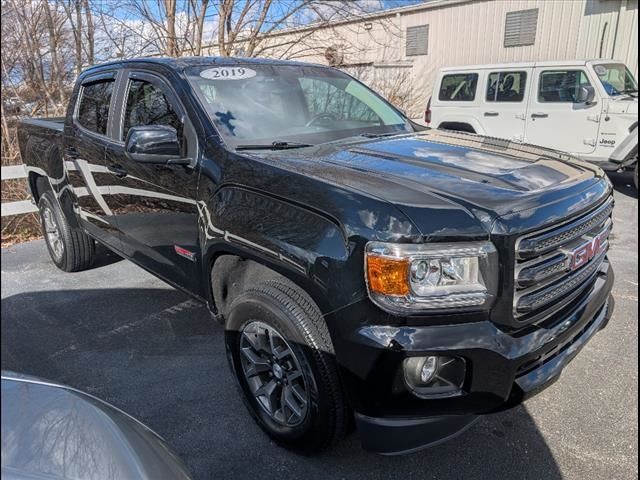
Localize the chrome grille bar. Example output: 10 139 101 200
516 250 606 315
513 196 613 322
516 197 613 259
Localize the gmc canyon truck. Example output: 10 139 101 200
18 57 615 455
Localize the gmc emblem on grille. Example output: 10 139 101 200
568 228 609 271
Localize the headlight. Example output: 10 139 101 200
365 241 498 313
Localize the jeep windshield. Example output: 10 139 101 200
593 63 638 97
186 64 411 149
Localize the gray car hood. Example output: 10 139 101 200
1 372 192 480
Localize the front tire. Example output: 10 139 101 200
225 280 348 453
38 191 95 272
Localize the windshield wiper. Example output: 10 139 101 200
359 132 405 139
236 141 314 151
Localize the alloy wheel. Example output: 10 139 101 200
239 321 309 427
42 206 64 261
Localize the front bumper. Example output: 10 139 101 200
330 260 614 454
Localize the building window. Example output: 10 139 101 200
486 71 527 102
438 73 479 102
504 9 538 47
406 25 429 56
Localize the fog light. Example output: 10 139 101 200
405 356 438 385
403 355 466 398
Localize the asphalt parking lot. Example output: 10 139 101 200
1 171 637 480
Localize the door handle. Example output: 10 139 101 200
108 164 128 178
484 111 499 117
65 147 79 159
531 112 549 118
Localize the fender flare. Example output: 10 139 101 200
203 243 334 319
609 128 638 165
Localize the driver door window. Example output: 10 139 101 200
122 79 183 141
538 70 591 103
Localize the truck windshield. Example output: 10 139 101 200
593 64 638 97
186 64 410 148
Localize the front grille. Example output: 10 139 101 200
513 196 613 323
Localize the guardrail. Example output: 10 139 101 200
1 164 37 217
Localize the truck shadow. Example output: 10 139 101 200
1 288 562 480
91 242 125 268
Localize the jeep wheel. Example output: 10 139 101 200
38 191 95 272
225 280 349 453
634 163 638 191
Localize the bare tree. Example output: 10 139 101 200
58 0 96 74
83 0 95 65
191 0 210 55
91 1 398 60
102 0 190 57
209 1 398 59
165 0 178 56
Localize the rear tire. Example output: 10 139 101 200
38 191 95 272
225 280 349 453
634 163 638 191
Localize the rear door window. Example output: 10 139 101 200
486 71 527 102
438 73 479 101
538 70 591 103
77 79 115 135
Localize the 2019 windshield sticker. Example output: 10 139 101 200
200 67 256 80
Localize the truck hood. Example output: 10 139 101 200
607 95 638 115
259 130 606 237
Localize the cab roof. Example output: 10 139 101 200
82 56 325 75
440 59 628 72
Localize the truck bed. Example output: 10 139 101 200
17 117 66 180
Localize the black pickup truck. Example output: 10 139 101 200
18 57 615 455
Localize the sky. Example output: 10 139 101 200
104 0 428 21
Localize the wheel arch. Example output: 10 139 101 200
437 121 479 134
28 170 49 204
26 150 81 230
197 184 356 320
204 246 332 321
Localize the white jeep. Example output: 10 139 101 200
426 60 638 188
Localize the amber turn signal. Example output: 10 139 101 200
366 255 410 296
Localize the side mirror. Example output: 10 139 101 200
576 85 596 105
125 125 189 165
